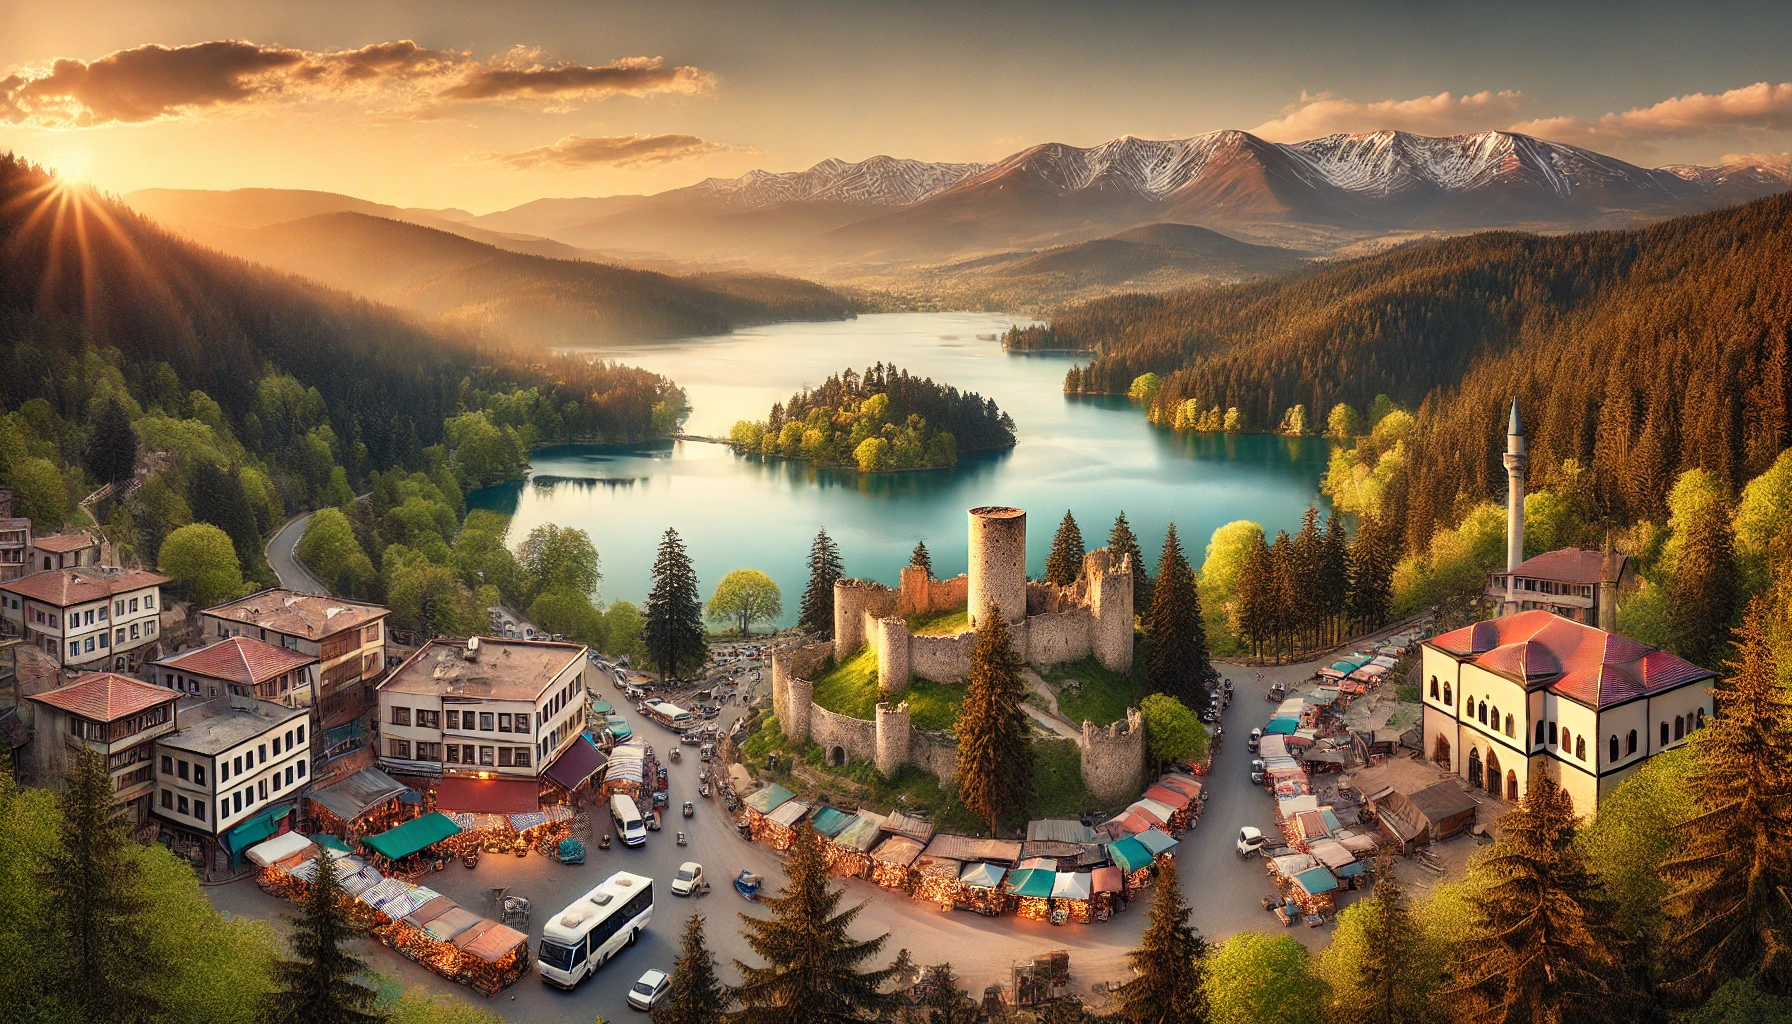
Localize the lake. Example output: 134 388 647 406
470 312 1333 626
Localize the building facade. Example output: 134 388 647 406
152 694 311 864
31 530 105 573
1485 548 1634 629
376 637 589 784
1420 609 1715 819
198 589 388 754
150 636 320 707
24 673 179 823
0 567 169 671
0 489 29 583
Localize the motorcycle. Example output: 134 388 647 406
676 831 687 846
671 748 681 763
600 833 612 850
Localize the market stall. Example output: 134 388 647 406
362 812 463 873
1107 836 1155 892
307 768 419 840
911 855 963 907
957 861 1008 915
374 904 530 997
760 800 811 850
1050 871 1093 924
542 734 607 803
1002 866 1056 921
1134 828 1178 860
869 835 924 890
245 830 314 868
1090 866 1123 921
826 810 887 878
1290 866 1339 917
808 806 855 840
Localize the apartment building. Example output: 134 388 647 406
0 567 169 671
0 489 28 583
152 694 312 863
24 672 178 823
31 530 105 573
150 636 320 707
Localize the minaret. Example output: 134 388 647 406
1503 399 1526 615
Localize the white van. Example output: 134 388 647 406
611 793 647 847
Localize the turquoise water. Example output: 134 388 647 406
470 313 1333 626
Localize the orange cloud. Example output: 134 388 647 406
0 39 711 128
482 133 737 169
1251 89 1527 141
1512 82 1792 145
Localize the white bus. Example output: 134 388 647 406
536 871 655 988
611 793 647 847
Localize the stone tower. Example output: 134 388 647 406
875 701 912 775
1503 399 1527 615
1085 548 1135 672
967 506 1027 627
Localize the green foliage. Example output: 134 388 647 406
907 541 932 577
1322 408 1413 520
1276 403 1310 437
1045 510 1085 586
516 522 602 601
1685 978 1792 1024
1145 523 1209 705
1577 747 1694 946
444 411 526 490
1668 487 1738 668
298 508 377 598
159 522 249 607
87 397 138 485
1202 932 1323 1024
383 546 483 637
1128 373 1163 406
1050 654 1147 727
705 569 783 634
653 913 730 1024
732 363 1011 472
1109 511 1151 613
1326 402 1365 440
1111 857 1206 1024
1140 693 1207 770
1314 851 1446 1024
1200 519 1263 635
526 587 606 646
448 510 528 608
956 612 1034 834
263 852 384 1024
7 455 70 529
644 528 705 679
601 601 648 663
905 607 968 636
1391 501 1505 617
799 528 844 637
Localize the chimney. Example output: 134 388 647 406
464 636 481 661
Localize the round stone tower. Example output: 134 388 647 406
968 506 1027 627
875 701 912 776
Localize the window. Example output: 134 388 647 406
220 799 229 820
83 637 94 653
1442 683 1452 705
417 742 440 761
116 600 125 616
1535 720 1546 745
272 771 281 792
178 760 189 781
389 739 411 759
146 620 155 636
513 715 528 735
1627 729 1638 754
1549 721 1558 746
145 593 154 609
1610 735 1620 762
462 744 475 763
178 795 189 814
1674 716 1685 741
514 748 531 768
1561 728 1571 754
296 724 305 745
446 710 460 730
1504 714 1515 738
391 706 411 726
1477 701 1487 724
258 780 267 801
498 713 512 732
68 641 79 658
129 623 139 640
480 712 495 731
233 754 243 775
446 745 460 764
99 632 108 648
498 748 514 767
479 746 495 766
1696 708 1707 729
195 764 206 785
363 652 378 675
364 622 381 644
161 789 173 809
130 598 139 613
258 743 267 764
1575 736 1586 760
194 801 205 821
296 760 305 778
162 755 174 774
1429 676 1439 699
417 709 439 730
115 629 125 644
1661 722 1670 746
233 791 242 812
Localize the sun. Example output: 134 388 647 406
50 149 93 183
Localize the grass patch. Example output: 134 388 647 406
1049 652 1148 727
810 645 965 730
1395 683 1421 703
1024 738 1101 821
906 607 970 635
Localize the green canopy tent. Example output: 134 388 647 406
1108 836 1154 874
1000 867 1055 899
363 812 462 862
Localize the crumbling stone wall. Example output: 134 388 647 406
1025 609 1094 667
1078 707 1147 805
874 702 912 775
968 506 1028 626
911 728 961 783
812 705 878 765
910 631 978 683
897 566 969 617
833 578 898 660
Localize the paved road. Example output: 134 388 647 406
265 511 327 592
210 632 1414 1018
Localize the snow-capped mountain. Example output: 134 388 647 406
689 155 988 208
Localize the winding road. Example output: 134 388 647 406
265 510 327 592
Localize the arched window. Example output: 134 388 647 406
1561 728 1571 754
1661 722 1670 747
1443 683 1452 706
1609 735 1619 762
1675 716 1685 741
1490 704 1500 729
1468 747 1483 788
1535 720 1546 746
1430 676 1439 699
1507 770 1518 801
1504 714 1515 738
1575 735 1586 760
1696 708 1707 729
1549 721 1558 746
1478 701 1488 724
1627 729 1637 754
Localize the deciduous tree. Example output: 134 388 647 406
1046 510 1085 586
516 523 601 601
1202 932 1321 1024
956 611 1033 835
706 569 783 634
1316 847 1444 1024
1139 693 1207 772
159 522 248 607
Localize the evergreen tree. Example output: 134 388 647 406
1111 857 1206 1024
798 528 844 637
1237 529 1275 660
956 611 1033 836
1446 774 1636 1023
188 460 273 586
1110 512 1151 611
87 396 138 485
262 852 384 1024
732 821 902 1023
912 963 981 1024
908 541 933 579
1145 523 1209 705
1320 507 1351 646
1269 530 1295 662
1045 509 1085 586
1330 847 1442 1024
1668 492 1739 668
644 527 705 680
1660 599 1792 1000
1291 508 1323 652
655 912 731 1024
1346 515 1394 635
40 747 161 1024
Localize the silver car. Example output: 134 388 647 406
627 969 670 1011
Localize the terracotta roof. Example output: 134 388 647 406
1508 548 1624 586
33 531 100 553
1428 609 1714 710
154 636 316 685
28 672 175 722
1 566 167 606
203 588 386 639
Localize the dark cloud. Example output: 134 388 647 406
0 40 709 127
485 133 734 169
439 56 713 103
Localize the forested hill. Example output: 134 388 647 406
1041 193 1792 548
172 211 855 347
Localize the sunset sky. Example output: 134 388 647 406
5 0 1792 212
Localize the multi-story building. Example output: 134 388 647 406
198 589 388 755
1484 548 1635 630
150 636 320 707
1420 609 1716 819
152 693 312 864
377 637 595 796
0 488 29 584
24 672 178 822
30 530 105 573
0 567 169 671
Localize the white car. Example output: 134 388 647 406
1237 826 1268 858
671 861 705 897
627 969 670 1010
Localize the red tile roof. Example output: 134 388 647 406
1508 548 1624 585
33 531 101 554
203 588 386 639
1 567 168 607
28 672 175 722
154 636 316 685
1429 609 1714 710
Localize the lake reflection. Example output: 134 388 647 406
472 313 1332 625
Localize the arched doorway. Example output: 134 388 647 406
1433 733 1451 767
1485 750 1501 795
828 746 846 767
1507 770 1519 801
1468 747 1483 789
